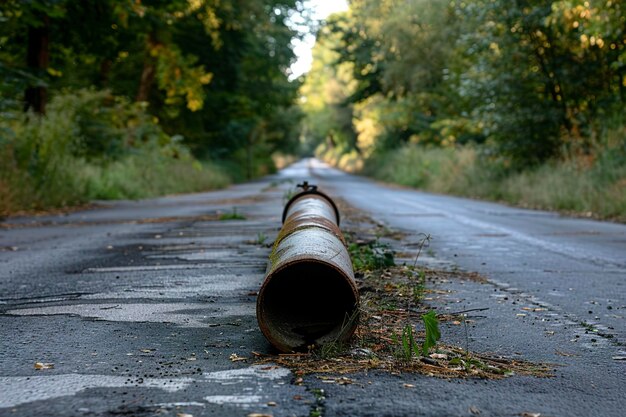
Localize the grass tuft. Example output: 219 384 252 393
219 207 246 220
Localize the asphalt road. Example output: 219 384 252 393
1 158 624 417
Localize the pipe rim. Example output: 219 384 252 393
257 258 359 352
281 190 340 226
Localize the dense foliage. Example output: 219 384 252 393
0 0 307 212
304 0 625 168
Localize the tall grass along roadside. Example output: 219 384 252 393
0 89 231 216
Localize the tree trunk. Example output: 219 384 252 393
136 33 157 102
24 15 50 115
98 59 113 87
136 61 156 102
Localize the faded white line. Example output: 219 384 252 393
153 401 206 408
7 302 255 327
204 395 263 406
204 365 291 383
0 374 191 409
80 274 256 299
83 264 219 273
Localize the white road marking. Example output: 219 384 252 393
204 395 263 406
0 374 192 409
7 302 255 326
204 365 291 383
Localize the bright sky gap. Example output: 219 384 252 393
290 0 349 79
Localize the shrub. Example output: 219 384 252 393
0 89 231 215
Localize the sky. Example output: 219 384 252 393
290 0 349 79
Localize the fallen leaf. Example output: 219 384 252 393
140 349 154 353
266 402 277 406
177 413 193 417
403 383 415 388
469 405 481 415
516 314 527 317
430 353 448 360
229 353 247 362
452 320 462 325
34 362 54 370
521 413 541 417
318 376 354 385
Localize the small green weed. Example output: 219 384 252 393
400 324 420 362
348 239 395 272
379 300 398 311
255 231 268 245
411 269 427 303
394 311 440 361
219 207 246 220
283 189 295 203
309 388 325 417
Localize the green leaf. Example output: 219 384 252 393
421 310 441 356
402 326 410 357
449 357 463 366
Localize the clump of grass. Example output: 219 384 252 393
395 324 420 362
219 207 246 220
392 311 440 362
314 341 349 360
255 232 268 245
348 238 395 272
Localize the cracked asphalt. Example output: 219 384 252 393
1 158 624 417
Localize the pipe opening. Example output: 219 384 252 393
259 261 358 351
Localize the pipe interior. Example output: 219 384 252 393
261 261 357 351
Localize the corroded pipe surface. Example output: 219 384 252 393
257 187 358 352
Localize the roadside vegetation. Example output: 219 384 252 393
0 1 305 216
0 90 230 214
362 128 626 221
302 0 626 221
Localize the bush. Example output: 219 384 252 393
0 89 231 215
81 154 230 200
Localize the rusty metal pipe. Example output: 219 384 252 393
256 184 359 352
